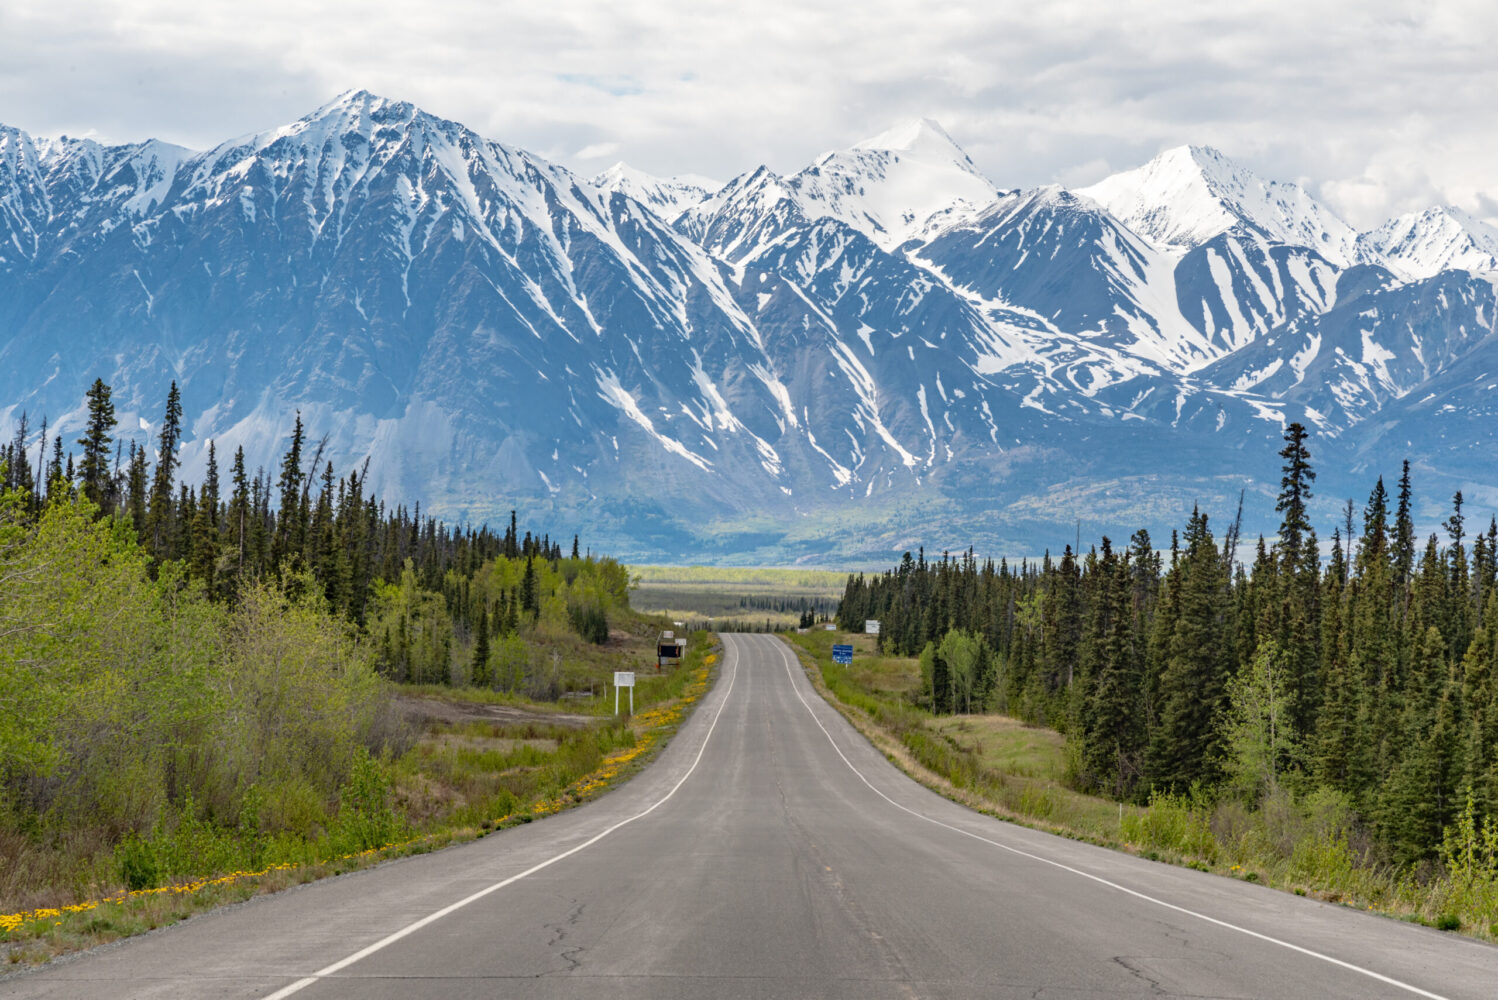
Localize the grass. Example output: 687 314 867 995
0 633 720 966
784 628 1498 945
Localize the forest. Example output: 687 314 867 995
836 423 1498 867
0 379 633 907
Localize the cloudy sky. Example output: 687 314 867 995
3 0 1494 227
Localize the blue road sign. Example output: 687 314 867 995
832 644 853 664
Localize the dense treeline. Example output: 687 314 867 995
0 379 631 902
838 424 1498 864
2 379 631 678
736 594 839 618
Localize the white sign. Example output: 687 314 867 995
614 671 635 715
824 624 836 631
865 619 881 635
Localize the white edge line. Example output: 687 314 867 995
769 636 1452 1000
260 641 741 1000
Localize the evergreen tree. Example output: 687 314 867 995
189 442 221 586
1081 550 1144 798
1270 422 1322 739
520 555 539 620
1394 460 1416 593
1147 508 1232 793
472 607 492 687
1041 546 1082 702
76 378 117 511
126 441 149 536
145 382 183 557
274 412 307 565
44 435 65 503
7 413 36 498
1275 422 1316 571
227 446 250 582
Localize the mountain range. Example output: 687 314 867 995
2 91 1496 564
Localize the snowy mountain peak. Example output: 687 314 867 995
280 89 427 142
590 161 720 220
8 93 1498 564
317 88 413 117
1360 206 1498 279
788 118 999 251
854 118 967 159
1080 144 1359 266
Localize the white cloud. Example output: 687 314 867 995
1 0 1494 227
573 141 622 161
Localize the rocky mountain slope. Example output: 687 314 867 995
2 92 1494 563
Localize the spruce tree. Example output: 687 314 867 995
1147 508 1232 793
930 643 952 714
227 447 250 581
124 441 148 536
520 555 539 620
76 378 117 511
1275 422 1316 572
189 442 221 586
44 436 65 502
274 413 306 566
1083 551 1144 798
472 607 492 687
7 414 35 498
144 382 183 557
1394 460 1416 594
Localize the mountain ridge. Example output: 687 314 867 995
3 94 1496 563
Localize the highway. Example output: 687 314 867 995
5 632 1496 998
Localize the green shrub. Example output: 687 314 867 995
334 752 405 853
1121 790 1219 861
116 837 160 892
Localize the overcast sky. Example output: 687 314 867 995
3 0 1494 227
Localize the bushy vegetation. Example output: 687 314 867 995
0 490 405 906
793 629 1498 936
0 378 652 944
830 422 1498 934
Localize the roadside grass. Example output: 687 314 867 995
785 629 1498 944
0 636 718 966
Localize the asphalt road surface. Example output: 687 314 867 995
6 633 1497 999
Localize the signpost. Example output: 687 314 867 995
614 671 635 715
865 619 881 635
832 644 853 665
657 630 686 669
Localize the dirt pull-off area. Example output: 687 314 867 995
396 694 597 730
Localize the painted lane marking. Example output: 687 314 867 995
769 636 1451 1000
261 641 741 1000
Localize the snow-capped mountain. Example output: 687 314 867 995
791 118 1003 250
1079 145 1362 266
1359 207 1498 279
678 118 1002 259
590 162 719 222
3 94 1496 563
1197 267 1498 432
916 185 1215 374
